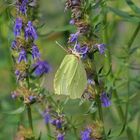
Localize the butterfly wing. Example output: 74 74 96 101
54 54 87 99
68 56 87 99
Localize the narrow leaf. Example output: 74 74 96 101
4 105 25 115
125 0 140 14
108 6 140 23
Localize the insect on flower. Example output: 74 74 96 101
72 43 88 58
54 42 87 99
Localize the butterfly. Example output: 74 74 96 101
54 42 88 99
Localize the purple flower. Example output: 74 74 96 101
69 19 75 25
11 94 17 99
51 119 62 129
81 128 92 140
87 79 95 85
96 44 106 54
15 70 20 76
56 120 62 129
22 0 29 4
32 45 40 59
42 110 51 124
100 92 111 107
15 70 22 81
33 60 51 76
18 49 27 63
11 92 18 99
19 0 28 14
14 18 22 37
11 40 17 49
57 133 64 140
28 95 36 102
25 21 38 40
69 32 79 43
74 44 88 54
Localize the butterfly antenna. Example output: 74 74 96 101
73 41 78 50
55 41 68 53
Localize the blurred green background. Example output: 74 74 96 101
0 0 140 139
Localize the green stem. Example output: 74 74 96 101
96 95 106 139
136 115 140 138
97 96 104 124
102 12 140 138
26 72 34 131
123 23 140 137
102 7 125 121
27 105 33 130
123 64 130 136
127 23 140 49
73 127 79 140
126 127 134 140
45 124 52 140
113 91 124 121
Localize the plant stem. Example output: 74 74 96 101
97 95 106 140
113 91 124 121
45 124 52 140
27 104 33 130
102 7 125 121
92 58 106 138
26 72 34 131
127 23 140 49
73 127 79 140
123 23 140 137
136 115 140 139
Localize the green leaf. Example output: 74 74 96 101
54 54 87 99
86 101 97 114
4 105 25 115
125 0 140 14
108 6 130 18
91 0 104 9
126 127 135 140
108 6 140 23
129 46 139 55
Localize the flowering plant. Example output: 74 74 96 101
0 0 140 140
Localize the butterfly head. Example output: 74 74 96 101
70 42 88 58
